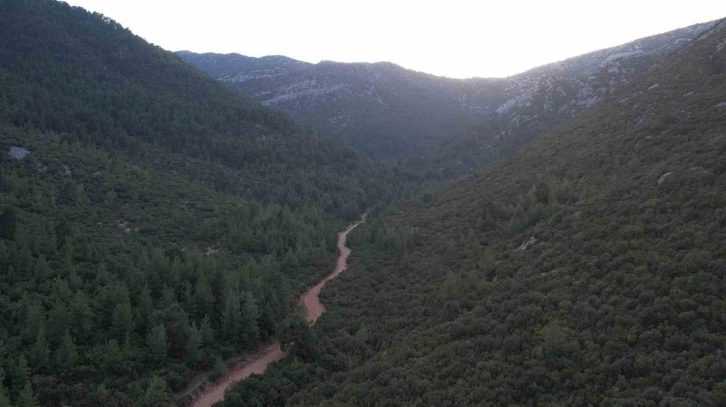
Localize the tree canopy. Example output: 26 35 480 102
215 18 726 407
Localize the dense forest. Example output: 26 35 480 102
0 1 425 406
215 18 726 407
0 0 428 216
3 1 726 407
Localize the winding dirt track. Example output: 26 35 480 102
191 213 368 407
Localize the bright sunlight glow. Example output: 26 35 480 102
63 0 726 78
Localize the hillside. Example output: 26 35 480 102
216 18 726 407
177 52 496 160
0 1 410 406
179 21 713 163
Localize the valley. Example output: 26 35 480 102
1 1 725 407
190 212 366 407
213 17 726 407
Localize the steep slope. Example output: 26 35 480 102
180 21 713 162
217 18 726 407
178 51 500 159
0 1 410 406
409 20 716 177
0 0 400 214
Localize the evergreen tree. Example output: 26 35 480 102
137 286 154 332
220 289 242 345
241 293 260 346
277 314 312 352
16 382 37 407
55 333 77 370
208 356 228 383
146 325 168 364
69 293 94 344
134 376 167 407
13 357 29 393
186 323 203 366
110 302 134 341
30 330 49 370
21 300 46 343
200 315 216 345
46 302 70 347
194 274 214 318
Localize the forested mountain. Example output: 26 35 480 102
216 18 726 406
179 21 713 163
177 52 495 160
4 1 725 406
0 1 415 406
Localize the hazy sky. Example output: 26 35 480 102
64 0 726 78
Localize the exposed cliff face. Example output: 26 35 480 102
491 21 712 140
180 21 715 162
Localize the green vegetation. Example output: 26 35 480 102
216 19 726 407
3 1 725 406
0 1 421 406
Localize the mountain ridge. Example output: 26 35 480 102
180 20 716 162
213 16 726 407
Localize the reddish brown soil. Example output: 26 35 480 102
191 213 367 407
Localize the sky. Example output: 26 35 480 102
64 0 726 79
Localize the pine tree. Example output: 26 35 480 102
47 302 70 347
135 376 167 407
160 286 176 309
137 286 153 331
68 268 82 291
33 256 52 282
23 301 45 342
200 315 215 345
14 357 29 391
194 274 214 317
221 289 241 345
186 323 203 366
241 293 260 346
278 314 312 352
16 245 33 276
30 329 50 370
95 383 110 400
111 302 134 341
208 356 228 383
17 382 37 407
181 281 196 317
55 333 78 370
60 241 74 269
282 249 300 274
70 292 94 344
52 279 72 301
146 324 168 364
